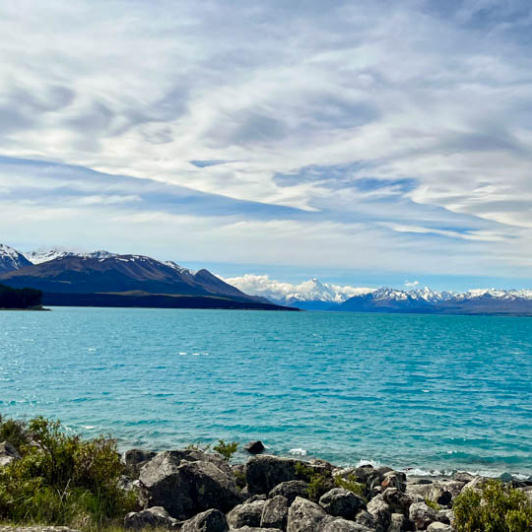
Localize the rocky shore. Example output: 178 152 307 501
2 436 532 532
118 445 529 532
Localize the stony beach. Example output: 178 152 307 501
2 430 532 531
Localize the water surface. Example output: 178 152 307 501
1 307 531 476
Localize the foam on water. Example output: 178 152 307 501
0 307 531 476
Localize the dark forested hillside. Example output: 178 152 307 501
0 283 43 309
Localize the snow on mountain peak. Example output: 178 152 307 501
25 248 116 264
223 274 375 305
0 244 32 272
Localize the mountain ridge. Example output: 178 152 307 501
0 245 293 311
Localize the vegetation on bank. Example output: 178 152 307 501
0 283 42 309
453 479 532 532
0 416 136 530
1 415 532 531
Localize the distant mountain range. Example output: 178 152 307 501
0 245 294 311
2 244 531 315
226 274 532 316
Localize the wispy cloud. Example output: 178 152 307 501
0 0 531 283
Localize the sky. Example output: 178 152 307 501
1 0 532 291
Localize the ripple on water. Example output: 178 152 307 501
0 307 531 475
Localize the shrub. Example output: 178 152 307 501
213 440 238 460
335 473 366 498
294 462 332 501
453 479 532 532
425 498 441 511
0 417 30 450
0 416 136 529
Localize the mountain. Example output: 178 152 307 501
223 274 375 310
0 244 33 273
338 287 532 315
25 249 116 264
224 273 532 315
0 246 295 311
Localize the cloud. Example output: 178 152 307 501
0 0 531 282
222 274 375 304
404 280 420 288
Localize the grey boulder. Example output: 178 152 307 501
269 481 309 504
226 500 266 529
286 497 326 532
321 517 373 531
139 452 240 519
124 506 178 530
388 513 407 532
246 441 266 454
409 502 438 530
181 509 228 532
0 441 20 467
260 495 289 530
366 495 391 532
319 488 366 520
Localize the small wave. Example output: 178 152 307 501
289 448 308 456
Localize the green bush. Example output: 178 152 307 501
335 473 366 499
294 462 332 501
0 416 136 529
425 498 441 511
0 417 30 450
213 440 238 460
453 479 532 532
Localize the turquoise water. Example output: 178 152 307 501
1 307 531 476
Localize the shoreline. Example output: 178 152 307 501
2 416 532 531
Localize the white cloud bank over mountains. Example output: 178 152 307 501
224 274 375 305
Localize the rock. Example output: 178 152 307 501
269 481 309 504
124 449 157 471
321 517 373 531
286 497 326 532
461 476 487 494
246 441 266 454
139 452 240 519
409 502 437 530
0 441 20 467
382 487 412 514
436 509 454 525
233 464 247 489
182 509 228 532
230 526 283 532
366 495 391 532
408 478 433 486
226 500 265 529
246 456 330 495
453 472 474 483
0 525 80 532
381 472 407 492
124 506 178 530
355 510 376 529
388 513 407 532
406 480 461 507
318 488 366 520
426 524 454 532
260 495 289 530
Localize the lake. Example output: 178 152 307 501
1 307 531 477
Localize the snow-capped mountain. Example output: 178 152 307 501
223 274 375 310
338 287 532 314
24 249 116 264
223 275 532 314
0 244 33 273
